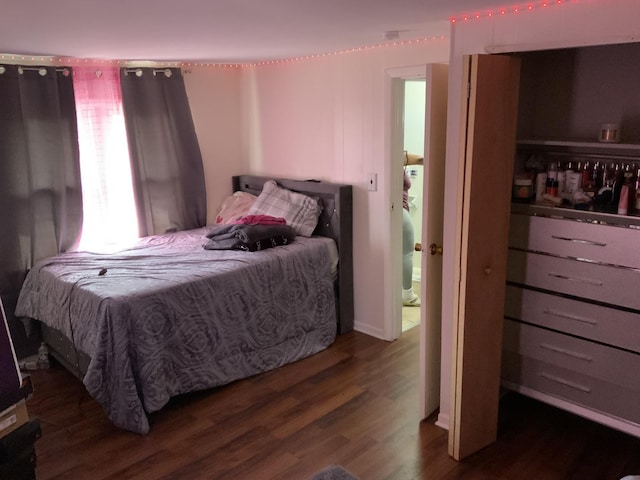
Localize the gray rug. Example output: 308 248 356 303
308 464 360 480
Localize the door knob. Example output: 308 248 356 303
429 243 443 256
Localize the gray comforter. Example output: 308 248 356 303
16 228 338 434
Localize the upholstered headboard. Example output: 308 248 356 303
232 175 354 334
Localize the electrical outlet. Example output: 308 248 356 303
367 172 377 192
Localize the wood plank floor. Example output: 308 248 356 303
24 327 640 480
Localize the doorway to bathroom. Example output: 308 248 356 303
388 63 448 419
402 79 426 333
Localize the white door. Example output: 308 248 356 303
419 64 448 418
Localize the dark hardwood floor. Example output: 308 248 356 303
24 326 640 480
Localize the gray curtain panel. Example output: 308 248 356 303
120 67 206 237
0 65 83 356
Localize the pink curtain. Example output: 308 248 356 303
72 67 138 251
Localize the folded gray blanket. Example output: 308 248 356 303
204 224 296 251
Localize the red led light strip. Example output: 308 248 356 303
0 35 448 69
450 0 564 23
246 35 448 67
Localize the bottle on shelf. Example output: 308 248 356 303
634 167 640 215
564 160 581 197
602 162 616 188
512 174 534 203
556 161 566 199
535 171 547 203
612 162 624 210
546 161 559 197
582 160 595 194
565 160 575 174
623 162 635 185
618 185 630 215
591 161 603 192
594 162 616 212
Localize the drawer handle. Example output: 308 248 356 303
551 235 607 247
539 343 593 362
543 309 598 326
547 272 603 286
539 372 592 393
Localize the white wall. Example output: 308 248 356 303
439 0 640 431
183 67 246 225
404 80 426 155
182 41 450 339
238 41 450 339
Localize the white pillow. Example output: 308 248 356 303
247 180 322 236
214 191 257 224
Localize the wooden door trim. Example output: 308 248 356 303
449 54 473 457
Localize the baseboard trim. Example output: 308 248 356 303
352 322 385 340
435 412 449 431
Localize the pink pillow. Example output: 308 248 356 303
215 191 257 224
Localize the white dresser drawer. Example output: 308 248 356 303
503 319 640 390
507 249 640 311
502 350 640 425
509 214 640 269
505 285 640 353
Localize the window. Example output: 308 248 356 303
72 67 139 252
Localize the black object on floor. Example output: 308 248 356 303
308 464 360 480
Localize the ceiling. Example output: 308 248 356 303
2 0 506 63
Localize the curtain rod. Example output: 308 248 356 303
0 65 174 78
123 68 173 77
0 65 172 78
0 65 70 76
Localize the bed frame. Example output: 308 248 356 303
233 174 353 334
41 175 353 381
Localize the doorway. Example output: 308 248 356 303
387 64 448 420
402 79 426 332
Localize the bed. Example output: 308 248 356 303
15 175 353 434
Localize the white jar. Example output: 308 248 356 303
535 173 547 203
565 171 582 195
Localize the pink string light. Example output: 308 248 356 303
0 35 447 70
450 0 567 23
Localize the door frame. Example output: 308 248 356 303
386 64 447 419
386 65 430 342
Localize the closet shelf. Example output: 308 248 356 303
517 139 640 160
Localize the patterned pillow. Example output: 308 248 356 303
215 191 257 224
247 180 322 236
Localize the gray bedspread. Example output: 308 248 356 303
16 228 338 434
